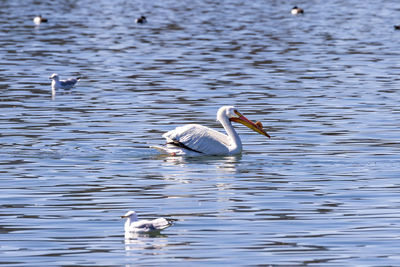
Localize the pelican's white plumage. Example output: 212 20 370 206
121 211 171 235
163 124 231 155
152 106 270 156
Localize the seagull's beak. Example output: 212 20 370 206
121 215 127 218
230 110 270 138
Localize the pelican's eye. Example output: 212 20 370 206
233 109 241 117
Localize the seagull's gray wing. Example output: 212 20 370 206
60 78 78 87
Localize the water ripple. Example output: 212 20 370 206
1 0 400 265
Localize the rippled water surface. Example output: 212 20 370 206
1 0 400 265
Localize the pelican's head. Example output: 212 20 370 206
218 106 270 138
121 210 138 221
49 73 60 81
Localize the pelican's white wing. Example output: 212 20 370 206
162 124 231 155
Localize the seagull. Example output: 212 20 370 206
291 6 304 15
121 211 171 235
49 73 80 92
33 15 48 25
135 15 147 24
152 106 270 156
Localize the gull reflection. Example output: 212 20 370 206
124 232 169 253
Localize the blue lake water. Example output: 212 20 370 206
1 0 400 265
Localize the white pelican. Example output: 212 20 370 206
152 106 270 156
121 211 171 235
49 73 81 92
291 6 304 15
33 15 47 25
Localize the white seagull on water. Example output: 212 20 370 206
33 15 47 25
152 106 270 156
121 211 171 235
291 6 304 15
49 73 80 93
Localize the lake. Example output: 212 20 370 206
1 0 400 265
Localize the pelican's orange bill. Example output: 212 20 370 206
230 111 270 138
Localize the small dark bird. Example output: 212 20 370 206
33 15 47 25
135 16 147 24
394 25 400 30
291 6 304 15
